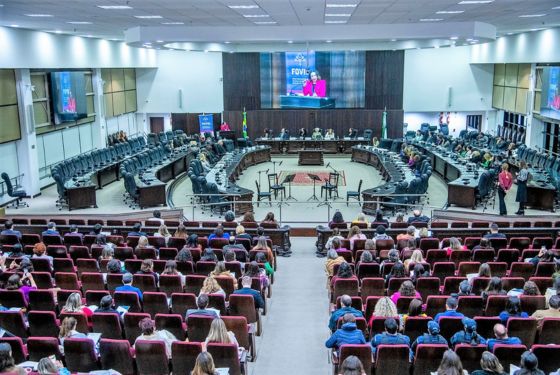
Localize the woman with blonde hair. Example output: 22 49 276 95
444 237 466 257
210 261 235 279
235 225 252 240
472 351 505 375
404 249 425 271
58 317 88 347
154 224 171 246
347 226 366 251
352 213 368 226
61 292 93 320
173 224 188 239
199 277 225 297
192 352 219 375
369 297 398 327
252 236 274 266
137 258 159 284
203 318 239 351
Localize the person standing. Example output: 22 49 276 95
497 163 513 216
515 161 529 215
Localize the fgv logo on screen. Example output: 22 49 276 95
286 51 315 95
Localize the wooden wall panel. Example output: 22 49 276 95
365 51 404 110
171 113 222 134
222 53 261 111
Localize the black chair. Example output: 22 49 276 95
267 173 285 199
321 172 339 199
346 179 362 206
255 181 272 207
1 173 28 208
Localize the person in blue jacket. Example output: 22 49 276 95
328 295 363 332
325 314 366 351
411 321 448 359
370 318 411 357
498 296 528 325
450 318 487 347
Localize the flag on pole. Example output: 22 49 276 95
242 108 248 138
381 106 388 139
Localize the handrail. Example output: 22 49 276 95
0 173 25 197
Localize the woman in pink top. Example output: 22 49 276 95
498 163 513 216
390 280 421 305
347 226 366 251
303 70 326 97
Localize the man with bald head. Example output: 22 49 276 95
407 209 430 225
487 323 522 351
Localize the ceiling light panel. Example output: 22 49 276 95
326 3 358 7
436 11 464 14
25 14 53 17
458 0 493 4
97 5 132 9
325 13 352 16
134 15 163 19
519 14 546 18
67 21 92 24
228 5 259 9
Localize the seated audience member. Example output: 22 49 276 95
64 224 83 240
373 225 390 241
513 351 546 375
498 296 528 324
6 273 36 304
192 352 218 375
385 262 406 285
176 247 194 263
154 224 172 246
450 318 486 347
331 262 357 289
173 224 188 239
434 296 464 323
370 318 411 356
134 317 177 358
42 222 60 237
373 209 389 227
329 211 345 227
468 263 492 283
208 225 230 241
368 297 398 327
136 259 159 284
200 248 218 262
329 294 364 332
147 210 165 225
471 351 506 375
252 236 274 265
186 233 202 251
261 212 278 226
324 128 335 140
311 128 323 140
223 210 236 224
186 294 220 318
457 280 475 296
255 252 273 277
58 317 89 348
244 261 269 289
242 211 256 224
410 263 429 285
116 273 143 301
529 248 555 267
444 237 467 257
31 242 53 268
372 137 380 147
351 213 368 227
381 248 401 269
127 223 146 237
356 250 375 271
325 228 344 252
347 127 357 139
390 280 421 305
7 243 24 258
0 221 21 239
95 233 113 249
437 349 468 375
347 226 367 250
508 280 540 297
107 258 123 274
483 223 506 239
96 295 120 316
162 260 183 277
37 356 69 375
61 292 93 320
487 323 521 351
551 259 560 281
397 226 416 242
472 238 493 252
482 277 507 303
204 318 239 351
200 276 225 297
235 225 252 241
363 239 377 259
411 321 448 356
232 276 265 309
90 223 103 236
395 212 405 223
401 298 426 325
404 249 425 271
325 314 366 351
339 356 366 375
406 210 430 225
532 294 560 329
210 261 235 279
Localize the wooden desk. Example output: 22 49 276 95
137 183 167 209
66 185 97 210
298 150 324 165
255 138 369 154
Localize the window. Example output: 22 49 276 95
498 111 526 143
0 69 22 144
466 115 482 131
543 121 560 155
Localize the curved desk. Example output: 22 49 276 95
205 146 271 215
255 138 369 154
351 146 416 215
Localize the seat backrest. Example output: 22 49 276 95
531 344 560 373
413 344 448 375
171 341 202 375
63 337 99 373
506 317 537 348
454 344 487 373
28 310 59 337
27 336 62 361
99 339 135 375
229 294 258 324
143 292 170 317
375 344 410 373
0 336 26 364
135 340 170 374
456 296 484 318
339 344 373 375
155 313 186 341
0 310 27 338
186 315 214 342
124 312 151 344
114 291 142 313
403 316 431 344
0 289 27 309
171 293 197 316
207 343 242 375
28 289 56 311
92 313 123 340
492 344 527 371
439 316 464 341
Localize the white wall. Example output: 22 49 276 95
0 27 157 69
404 46 494 112
136 50 223 113
105 113 141 138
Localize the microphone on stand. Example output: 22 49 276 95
265 169 269 174
278 161 283 166
325 162 331 168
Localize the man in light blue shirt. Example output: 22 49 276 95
434 296 465 323
115 273 143 301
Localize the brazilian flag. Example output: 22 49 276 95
242 110 248 138
382 107 387 139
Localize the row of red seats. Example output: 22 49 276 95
328 220 560 230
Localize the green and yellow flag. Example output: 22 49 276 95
382 106 387 139
242 108 248 138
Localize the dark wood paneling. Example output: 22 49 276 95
171 113 221 134
223 109 403 140
222 53 261 111
365 51 404 110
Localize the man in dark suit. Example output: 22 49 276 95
42 222 60 237
127 223 147 237
0 221 21 239
232 276 264 309
185 294 220 319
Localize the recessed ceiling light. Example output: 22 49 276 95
156 40 164 43
553 6 560 10
204 50 209 53
161 22 184 25
54 30 62 34
326 40 332 43
458 0 493 4
519 14 546 18
0 4 4 7
325 20 347 23
326 3 357 7
419 18 443 21
242 14 269 18
466 38 473 41
287 40 293 44
97 5 132 9
325 13 352 16
25 14 53 17
134 15 162 19
391 38 397 42
254 21 277 24
228 5 259 9
436 10 464 14
507 32 513 35
10 24 19 27
450 36 459 40
67 21 92 24
434 45 440 48
224 41 231 44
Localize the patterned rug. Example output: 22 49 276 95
277 170 347 186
